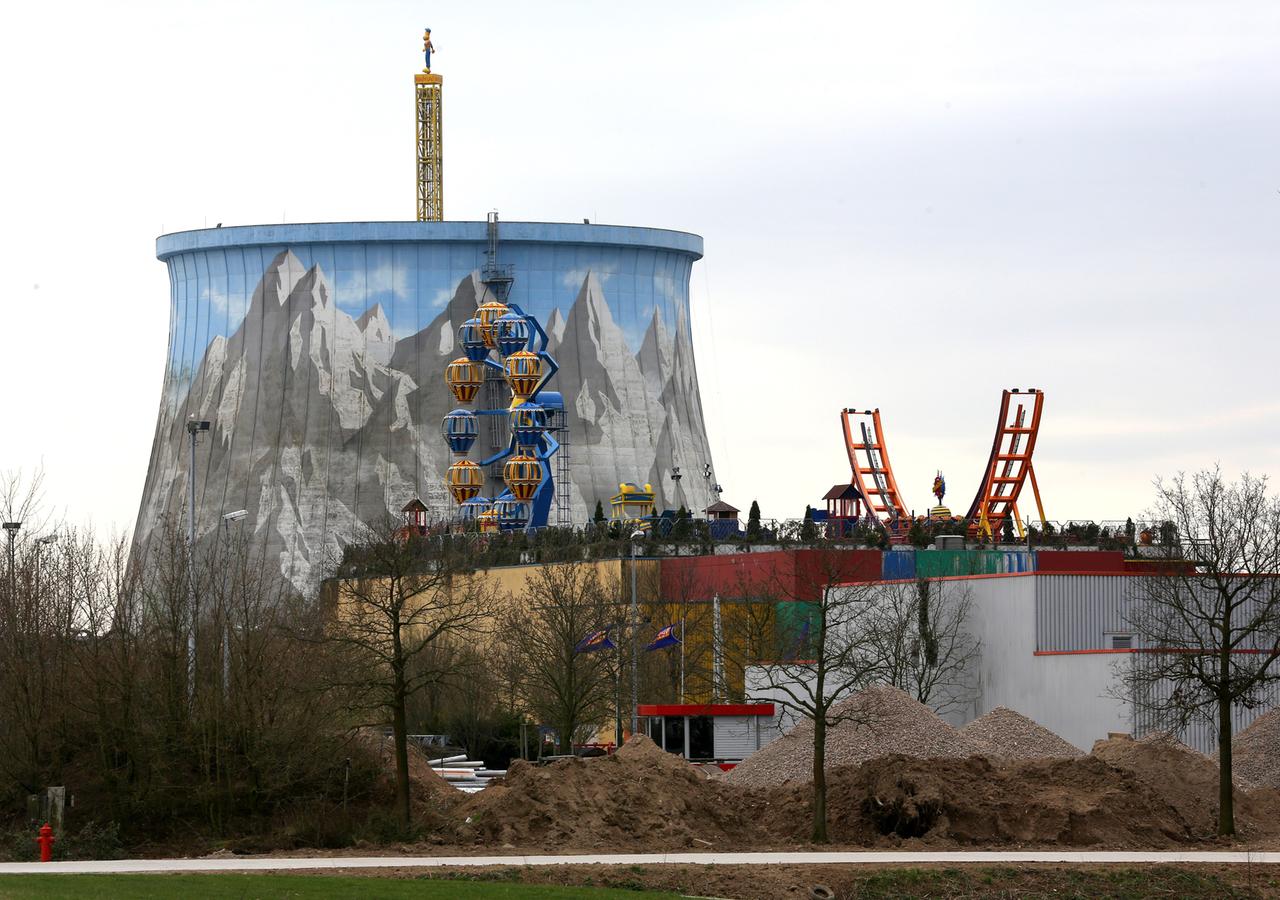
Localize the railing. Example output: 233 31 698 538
343 514 1175 579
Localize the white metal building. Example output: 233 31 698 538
747 572 1278 754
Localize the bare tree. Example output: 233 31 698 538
499 562 618 754
0 469 71 796
0 470 378 847
1118 468 1280 836
739 550 882 843
321 525 495 832
867 578 980 714
632 564 715 705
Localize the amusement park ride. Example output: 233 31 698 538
440 214 565 533
839 389 1048 541
415 27 443 222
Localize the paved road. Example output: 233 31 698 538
1 851 1278 874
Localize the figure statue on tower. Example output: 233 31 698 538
422 28 435 73
929 471 952 520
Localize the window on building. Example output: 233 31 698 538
688 716 714 760
663 716 686 757
647 717 663 747
1111 634 1133 650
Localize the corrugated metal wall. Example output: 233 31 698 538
1034 575 1133 651
881 550 916 581
1031 574 1278 754
776 601 817 636
1130 676 1278 755
914 550 1032 579
713 717 761 760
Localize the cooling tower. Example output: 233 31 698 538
135 221 716 587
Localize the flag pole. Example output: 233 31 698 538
614 644 623 750
679 615 686 704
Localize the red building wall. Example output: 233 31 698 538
1035 550 1126 574
659 549 882 600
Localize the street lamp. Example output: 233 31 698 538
3 521 20 589
629 528 645 737
33 534 56 606
219 509 248 698
185 417 211 705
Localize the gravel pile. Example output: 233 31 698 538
1137 730 1199 753
727 684 984 789
1230 709 1280 790
961 706 1083 760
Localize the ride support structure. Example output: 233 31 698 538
835 389 1048 541
841 408 910 529
441 213 564 533
964 388 1047 540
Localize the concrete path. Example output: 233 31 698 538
1 850 1278 874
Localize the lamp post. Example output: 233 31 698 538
3 521 20 592
185 417 210 705
629 528 645 737
34 534 56 614
220 510 247 697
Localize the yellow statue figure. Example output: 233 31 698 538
422 28 435 73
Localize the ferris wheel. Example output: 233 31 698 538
442 293 562 533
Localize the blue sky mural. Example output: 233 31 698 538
164 240 687 369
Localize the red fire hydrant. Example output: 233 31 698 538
36 823 54 862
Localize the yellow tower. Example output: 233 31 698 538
415 28 443 221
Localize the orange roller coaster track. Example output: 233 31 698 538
841 408 910 527
964 388 1048 540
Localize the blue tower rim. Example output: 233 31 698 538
156 220 704 261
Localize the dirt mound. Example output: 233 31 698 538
1232 709 1280 790
359 731 461 817
961 707 1083 760
765 754 1192 847
613 733 700 770
728 684 984 789
451 735 767 850
1093 733 1280 838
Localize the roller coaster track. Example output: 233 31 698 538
841 409 910 529
965 388 1047 540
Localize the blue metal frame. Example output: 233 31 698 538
473 301 561 531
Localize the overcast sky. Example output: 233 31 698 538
3 1 1279 534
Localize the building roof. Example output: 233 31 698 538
401 498 428 513
157 221 704 262
637 703 775 717
823 483 864 502
704 500 740 515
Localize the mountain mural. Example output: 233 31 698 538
136 250 716 590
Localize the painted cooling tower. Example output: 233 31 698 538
135 221 716 586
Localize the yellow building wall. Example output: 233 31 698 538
330 557 786 743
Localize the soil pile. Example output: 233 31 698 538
1231 710 1280 790
961 707 1083 760
764 754 1191 847
450 735 767 850
1095 733 1280 838
728 684 984 789
361 731 461 817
